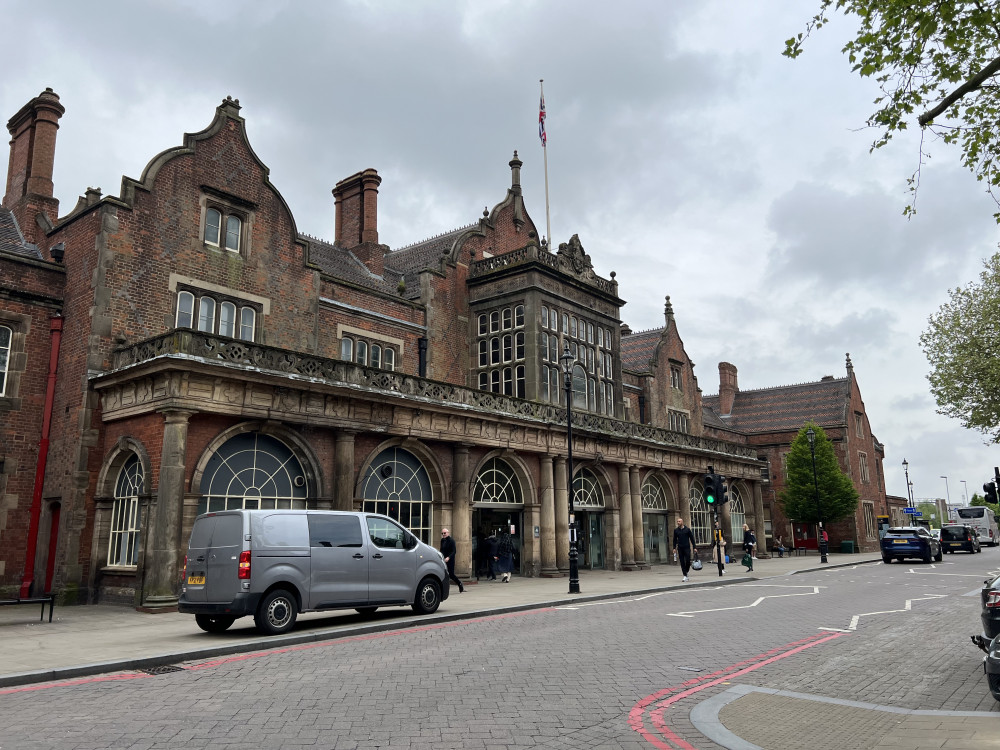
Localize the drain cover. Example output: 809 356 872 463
138 665 185 675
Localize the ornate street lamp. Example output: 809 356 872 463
806 427 829 563
902 459 914 508
560 346 581 594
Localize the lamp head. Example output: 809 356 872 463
559 346 575 375
806 426 815 448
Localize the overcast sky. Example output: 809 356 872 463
3 1 997 514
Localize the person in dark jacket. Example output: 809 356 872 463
672 517 696 582
741 523 756 572
439 528 464 593
485 532 498 580
496 531 515 583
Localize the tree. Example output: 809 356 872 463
785 1 1000 219
919 255 1000 442
779 423 860 524
970 492 1000 515
915 500 940 525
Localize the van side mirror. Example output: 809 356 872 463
405 534 418 550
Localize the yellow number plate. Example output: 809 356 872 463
187 575 205 584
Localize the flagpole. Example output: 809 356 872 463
540 79 552 249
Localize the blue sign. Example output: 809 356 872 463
903 507 918 514
913 512 922 517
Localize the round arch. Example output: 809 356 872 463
470 451 535 506
640 471 676 512
572 462 614 509
96 436 153 499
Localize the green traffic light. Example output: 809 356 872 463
706 492 716 504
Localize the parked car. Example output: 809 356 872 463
941 524 982 554
178 510 449 635
880 526 942 564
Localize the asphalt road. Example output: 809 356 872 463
2 552 998 749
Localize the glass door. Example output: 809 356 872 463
588 513 604 569
643 513 669 564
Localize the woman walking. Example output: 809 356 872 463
496 530 515 583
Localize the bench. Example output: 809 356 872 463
0 594 55 622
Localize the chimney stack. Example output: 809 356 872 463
4 88 65 243
718 361 738 416
333 168 385 274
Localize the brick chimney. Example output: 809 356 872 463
718 361 738 416
4 88 65 245
333 168 385 274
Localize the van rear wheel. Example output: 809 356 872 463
255 588 297 635
195 614 235 633
412 578 441 615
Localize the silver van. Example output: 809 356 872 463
178 510 449 635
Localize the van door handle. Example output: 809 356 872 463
372 553 383 559
196 556 205 562
352 553 364 559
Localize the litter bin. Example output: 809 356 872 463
839 540 855 554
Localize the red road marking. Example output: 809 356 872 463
629 631 848 748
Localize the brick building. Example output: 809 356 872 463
0 88 880 609
702 356 891 553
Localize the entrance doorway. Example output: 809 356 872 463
643 513 670 564
574 511 605 569
472 508 523 576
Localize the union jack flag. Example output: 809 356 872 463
539 94 547 147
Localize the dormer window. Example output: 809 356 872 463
205 207 243 252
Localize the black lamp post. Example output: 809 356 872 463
902 458 913 508
806 427 829 564
560 346 581 594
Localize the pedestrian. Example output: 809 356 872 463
775 535 785 558
712 521 726 577
496 530 515 583
672 517 696 582
741 523 756 572
485 531 498 580
439 528 465 593
474 528 487 580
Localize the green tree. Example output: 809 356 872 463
970 492 1000 515
779 423 860 524
915 501 940 526
785 1 1000 219
919 255 1000 441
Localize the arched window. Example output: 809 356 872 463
514 304 524 327
479 314 488 335
108 454 143 566
341 337 354 361
502 335 512 363
384 348 395 371
540 335 549 362
515 365 525 398
356 340 368 366
225 215 242 252
572 468 605 508
515 332 524 360
729 485 747 544
219 301 236 337
176 291 194 328
371 344 382 369
689 483 712 546
642 478 668 510
204 208 222 246
198 296 215 332
239 307 255 341
360 447 433 542
502 307 512 329
503 367 513 395
474 457 523 504
490 311 500 333
199 432 308 514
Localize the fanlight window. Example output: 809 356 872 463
199 432 308 515
642 478 668 510
108 454 143 566
572 468 605 508
360 447 432 543
474 458 523 505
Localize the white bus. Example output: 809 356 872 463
954 506 1000 547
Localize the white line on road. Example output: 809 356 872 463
665 587 821 617
845 594 947 631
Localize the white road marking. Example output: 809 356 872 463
665 587 821 617
844 594 947 631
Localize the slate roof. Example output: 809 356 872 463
702 377 851 435
0 206 41 260
620 328 663 372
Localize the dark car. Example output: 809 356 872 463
880 526 942 564
981 574 1000 640
941 524 982 554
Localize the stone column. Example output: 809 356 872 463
539 455 559 576
619 465 636 570
555 456 569 573
334 431 356 511
677 472 692 524
753 481 767 556
630 465 646 568
452 445 472 580
142 409 193 610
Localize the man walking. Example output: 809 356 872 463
672 517 696 582
440 528 465 593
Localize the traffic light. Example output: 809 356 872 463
717 475 729 505
703 473 719 506
985 481 998 504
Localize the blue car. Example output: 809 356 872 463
880 526 942 564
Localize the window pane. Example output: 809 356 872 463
491 369 500 392
239 307 255 341
587 323 594 344
541 366 549 401
550 309 557 329
219 302 236 337
598 327 604 348
371 344 381 369
502 308 512 329
479 339 488 367
0 325 9 397
503 367 513 395
562 314 568 333
515 305 524 327
588 378 596 411
516 365 525 398
356 340 368 365
490 311 499 333
491 337 500 365
384 348 394 371
479 372 488 390
515 332 524 360
570 317 577 338
503 334 512 362
198 296 216 332
205 208 221 245
341 337 354 361
479 314 488 336
225 215 241 252
541 306 548 329
177 291 194 328
540 335 548 362
551 335 558 361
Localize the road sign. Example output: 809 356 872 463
903 507 917 514
913 512 922 517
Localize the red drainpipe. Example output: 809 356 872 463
20 314 63 598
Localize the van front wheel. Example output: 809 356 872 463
412 578 441 615
255 589 298 635
195 614 235 633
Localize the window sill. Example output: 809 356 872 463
100 565 138 576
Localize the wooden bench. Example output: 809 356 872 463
0 594 55 622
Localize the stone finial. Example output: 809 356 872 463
846 352 854 377
664 295 674 321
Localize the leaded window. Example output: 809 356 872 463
360 447 432 543
689 483 712 546
642 478 668 510
199 432 308 514
108 454 143 567
729 485 746 543
474 458 524 505
572 468 605 508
